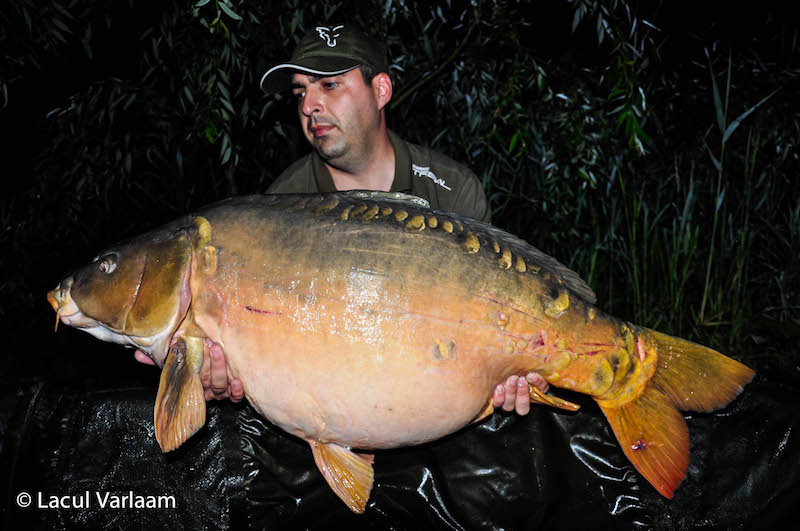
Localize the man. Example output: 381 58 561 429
135 25 546 415
261 25 490 222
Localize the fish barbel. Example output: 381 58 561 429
47 192 754 513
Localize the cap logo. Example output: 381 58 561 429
315 25 344 47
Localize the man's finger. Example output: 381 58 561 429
229 379 244 403
492 383 505 408
515 377 531 415
526 372 549 394
134 350 156 366
502 375 519 411
209 344 228 393
205 388 228 401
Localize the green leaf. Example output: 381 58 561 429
195 0 211 6
52 2 75 20
715 188 726 212
82 25 93 60
51 17 71 34
50 27 67 44
722 89 779 144
703 141 721 172
219 1 242 21
221 133 230 156
507 131 519 156
706 52 726 134
22 7 32 32
220 97 234 114
571 6 583 32
217 81 230 100
123 94 137 110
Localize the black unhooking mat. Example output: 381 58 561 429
1 372 798 530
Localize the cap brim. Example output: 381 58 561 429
260 58 360 92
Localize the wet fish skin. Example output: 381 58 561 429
47 192 755 513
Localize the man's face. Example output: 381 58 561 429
291 68 383 170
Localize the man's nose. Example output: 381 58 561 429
301 87 322 116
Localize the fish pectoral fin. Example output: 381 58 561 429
528 385 581 412
308 440 375 514
154 336 206 452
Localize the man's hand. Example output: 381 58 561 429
200 340 244 402
492 373 550 416
133 340 244 403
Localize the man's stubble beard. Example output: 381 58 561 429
312 128 371 174
313 133 348 162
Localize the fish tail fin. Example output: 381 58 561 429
643 328 755 413
596 327 755 498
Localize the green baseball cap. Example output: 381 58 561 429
260 25 387 92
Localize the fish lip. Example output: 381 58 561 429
58 309 80 320
57 307 88 328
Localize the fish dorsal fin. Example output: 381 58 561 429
308 440 375 514
342 190 431 209
154 336 206 452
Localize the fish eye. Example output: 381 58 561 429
98 254 118 274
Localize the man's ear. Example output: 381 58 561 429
372 73 393 111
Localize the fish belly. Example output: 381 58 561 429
210 288 518 450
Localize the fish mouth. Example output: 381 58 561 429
47 278 86 330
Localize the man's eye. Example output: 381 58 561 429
322 82 338 89
293 91 305 99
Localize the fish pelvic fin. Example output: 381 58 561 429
155 336 207 452
309 441 375 514
596 326 755 499
528 384 581 411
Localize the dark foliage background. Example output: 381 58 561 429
1 0 798 397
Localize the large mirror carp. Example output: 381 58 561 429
47 192 754 513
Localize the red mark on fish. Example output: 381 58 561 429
533 330 547 348
245 306 281 316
